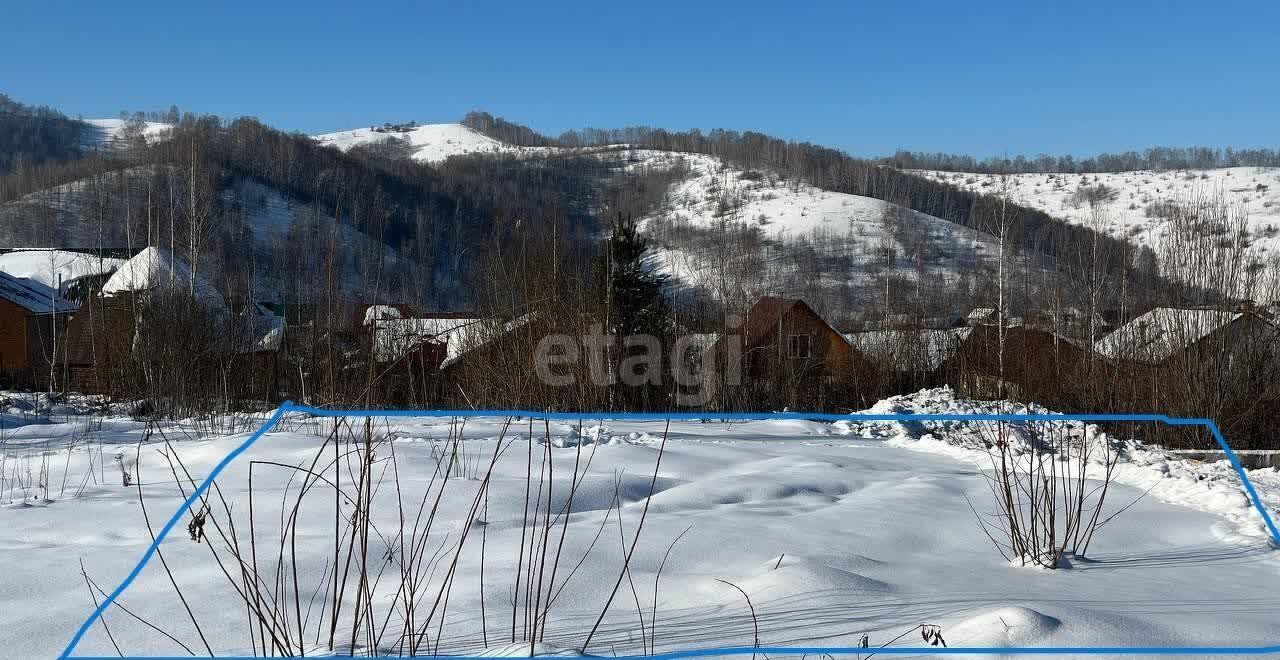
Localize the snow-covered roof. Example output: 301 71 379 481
363 305 403 324
0 250 125 291
967 308 997 321
846 327 973 372
1095 308 1243 363
371 317 482 364
680 333 721 352
0 271 76 314
372 315 534 367
242 303 285 353
101 247 225 309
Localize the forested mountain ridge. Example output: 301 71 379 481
0 95 1242 327
0 109 605 308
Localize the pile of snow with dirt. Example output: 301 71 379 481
837 387 1274 542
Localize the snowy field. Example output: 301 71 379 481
2 391 1279 659
914 167 1280 257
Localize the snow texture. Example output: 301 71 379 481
2 390 1278 658
312 123 554 164
624 150 1050 300
915 167 1280 257
80 118 173 152
1094 307 1244 363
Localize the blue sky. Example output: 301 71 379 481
3 0 1276 158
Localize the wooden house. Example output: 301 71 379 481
1092 308 1280 448
0 272 76 389
721 297 876 410
60 294 137 394
1094 308 1275 367
846 327 973 394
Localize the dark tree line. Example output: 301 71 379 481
461 111 559 148
0 109 614 311
558 125 1158 285
885 146 1280 174
5 98 1271 437
0 94 87 175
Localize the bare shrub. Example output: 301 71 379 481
971 420 1128 568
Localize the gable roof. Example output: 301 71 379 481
101 247 225 310
846 327 973 372
0 271 76 314
740 297 849 347
370 314 536 368
1094 308 1244 363
0 249 125 291
371 316 484 364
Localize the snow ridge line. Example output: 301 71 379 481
60 404 1280 659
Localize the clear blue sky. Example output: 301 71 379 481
3 0 1276 158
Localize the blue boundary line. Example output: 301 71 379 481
59 403 1280 659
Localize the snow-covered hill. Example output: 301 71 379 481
915 167 1280 256
226 178 400 296
625 150 1049 310
80 118 172 152
313 123 554 163
0 171 398 300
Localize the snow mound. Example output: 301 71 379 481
945 606 1061 647
733 555 891 596
838 387 1272 541
549 425 665 448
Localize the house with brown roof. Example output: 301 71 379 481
58 248 231 396
719 297 877 410
944 324 1093 404
0 271 76 389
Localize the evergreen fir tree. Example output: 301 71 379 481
598 212 669 338
595 213 671 409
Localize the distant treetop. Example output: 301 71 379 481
461 111 557 148
884 146 1280 174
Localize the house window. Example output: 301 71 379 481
787 334 812 359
